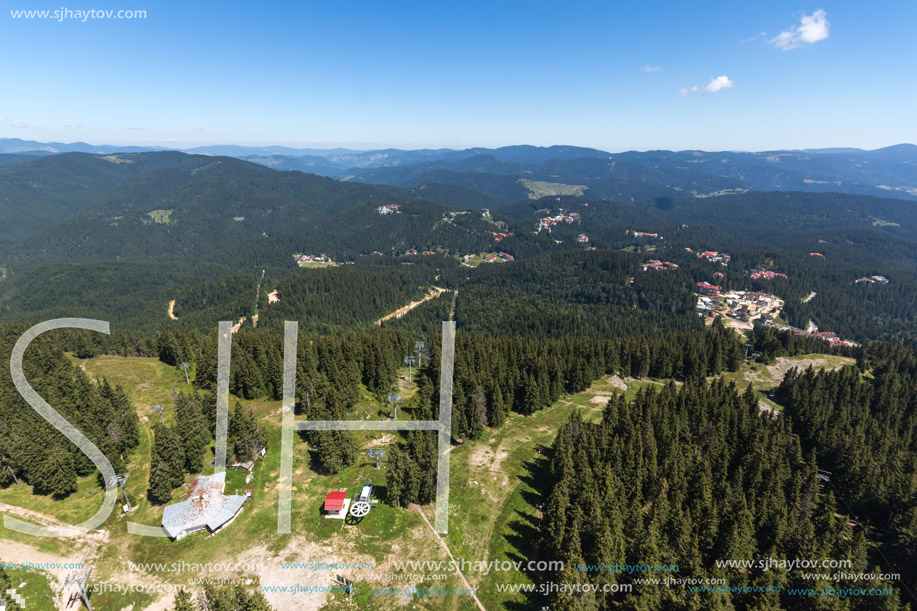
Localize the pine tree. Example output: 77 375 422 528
489 383 506 428
229 401 266 464
33 447 77 498
0 566 22 611
174 392 210 473
0 436 20 487
203 584 275 611
241 588 273 610
148 424 185 505
172 589 196 611
385 445 405 506
523 374 541 415
309 431 357 475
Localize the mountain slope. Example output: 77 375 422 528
1 152 404 262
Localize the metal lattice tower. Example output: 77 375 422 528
404 355 416 382
368 448 386 469
152 404 164 425
387 392 402 420
63 568 93 611
109 473 131 511
179 362 191 384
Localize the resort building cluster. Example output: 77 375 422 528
374 203 401 215
536 211 580 232
749 268 788 280
641 259 679 271
293 253 333 266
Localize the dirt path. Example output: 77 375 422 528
0 539 86 586
220 540 342 611
0 501 84 533
375 287 448 325
167 300 178 320
802 291 817 303
410 505 487 611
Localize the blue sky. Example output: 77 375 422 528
1 0 915 151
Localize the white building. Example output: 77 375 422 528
161 472 249 541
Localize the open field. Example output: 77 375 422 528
518 178 587 199
143 209 173 225
712 353 855 394
296 260 337 268
2 566 58 610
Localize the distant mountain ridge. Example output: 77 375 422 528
0 137 156 154
4 136 913 159
3 138 915 203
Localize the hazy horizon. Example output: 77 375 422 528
2 135 915 155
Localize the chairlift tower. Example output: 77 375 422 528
109 473 132 511
152 404 164 425
179 362 191 384
744 343 754 358
414 341 425 366
63 568 93 611
404 355 416 383
368 448 386 469
387 392 402 420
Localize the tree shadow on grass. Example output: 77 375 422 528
497 446 554 611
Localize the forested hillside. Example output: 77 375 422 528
0 325 141 497
536 380 908 610
778 347 917 597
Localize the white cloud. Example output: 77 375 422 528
640 65 662 72
704 75 734 93
740 32 768 43
0 116 29 128
679 75 734 96
769 10 830 50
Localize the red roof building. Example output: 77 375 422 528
750 270 788 280
324 491 347 512
697 282 720 296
